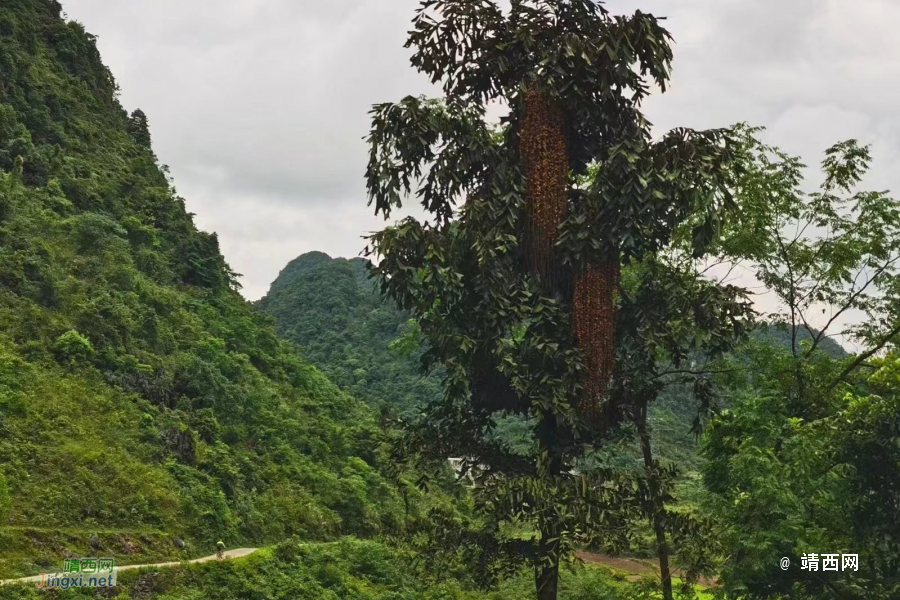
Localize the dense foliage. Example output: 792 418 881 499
0 0 413 579
257 251 441 416
363 2 751 599
697 127 900 599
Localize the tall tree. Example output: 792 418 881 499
616 253 754 598
715 126 900 380
365 2 738 598
127 108 152 149
701 128 900 599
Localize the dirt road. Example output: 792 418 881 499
3 545 717 589
0 548 260 587
575 550 719 587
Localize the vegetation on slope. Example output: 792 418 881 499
257 252 441 416
0 538 672 600
0 0 410 578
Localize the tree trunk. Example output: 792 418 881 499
637 404 673 600
534 410 562 600
535 527 560 600
522 85 567 600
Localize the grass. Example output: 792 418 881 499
0 526 206 580
0 538 719 599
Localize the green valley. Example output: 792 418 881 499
0 0 406 581
2 1 900 599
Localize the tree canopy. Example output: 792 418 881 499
364 2 751 598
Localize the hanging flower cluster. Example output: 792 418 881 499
521 87 619 427
521 88 568 292
573 260 619 426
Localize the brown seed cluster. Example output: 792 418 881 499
521 88 568 291
520 87 619 429
573 260 619 427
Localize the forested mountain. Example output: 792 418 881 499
753 323 847 359
259 253 847 467
0 0 411 579
257 252 441 416
3 2 889 599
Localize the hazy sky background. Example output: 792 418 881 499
60 0 900 317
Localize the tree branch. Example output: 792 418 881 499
825 322 900 393
806 253 900 357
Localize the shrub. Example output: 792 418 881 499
273 536 302 564
53 329 95 364
0 472 10 523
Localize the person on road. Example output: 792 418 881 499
216 540 225 560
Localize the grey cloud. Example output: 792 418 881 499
61 0 900 302
63 0 436 298
72 0 434 201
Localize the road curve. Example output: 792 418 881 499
0 548 260 587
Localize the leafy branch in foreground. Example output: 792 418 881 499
702 129 900 600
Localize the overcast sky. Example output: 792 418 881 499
61 0 900 307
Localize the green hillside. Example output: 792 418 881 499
752 323 848 359
0 0 410 579
257 252 442 416
259 252 848 477
0 5 661 597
